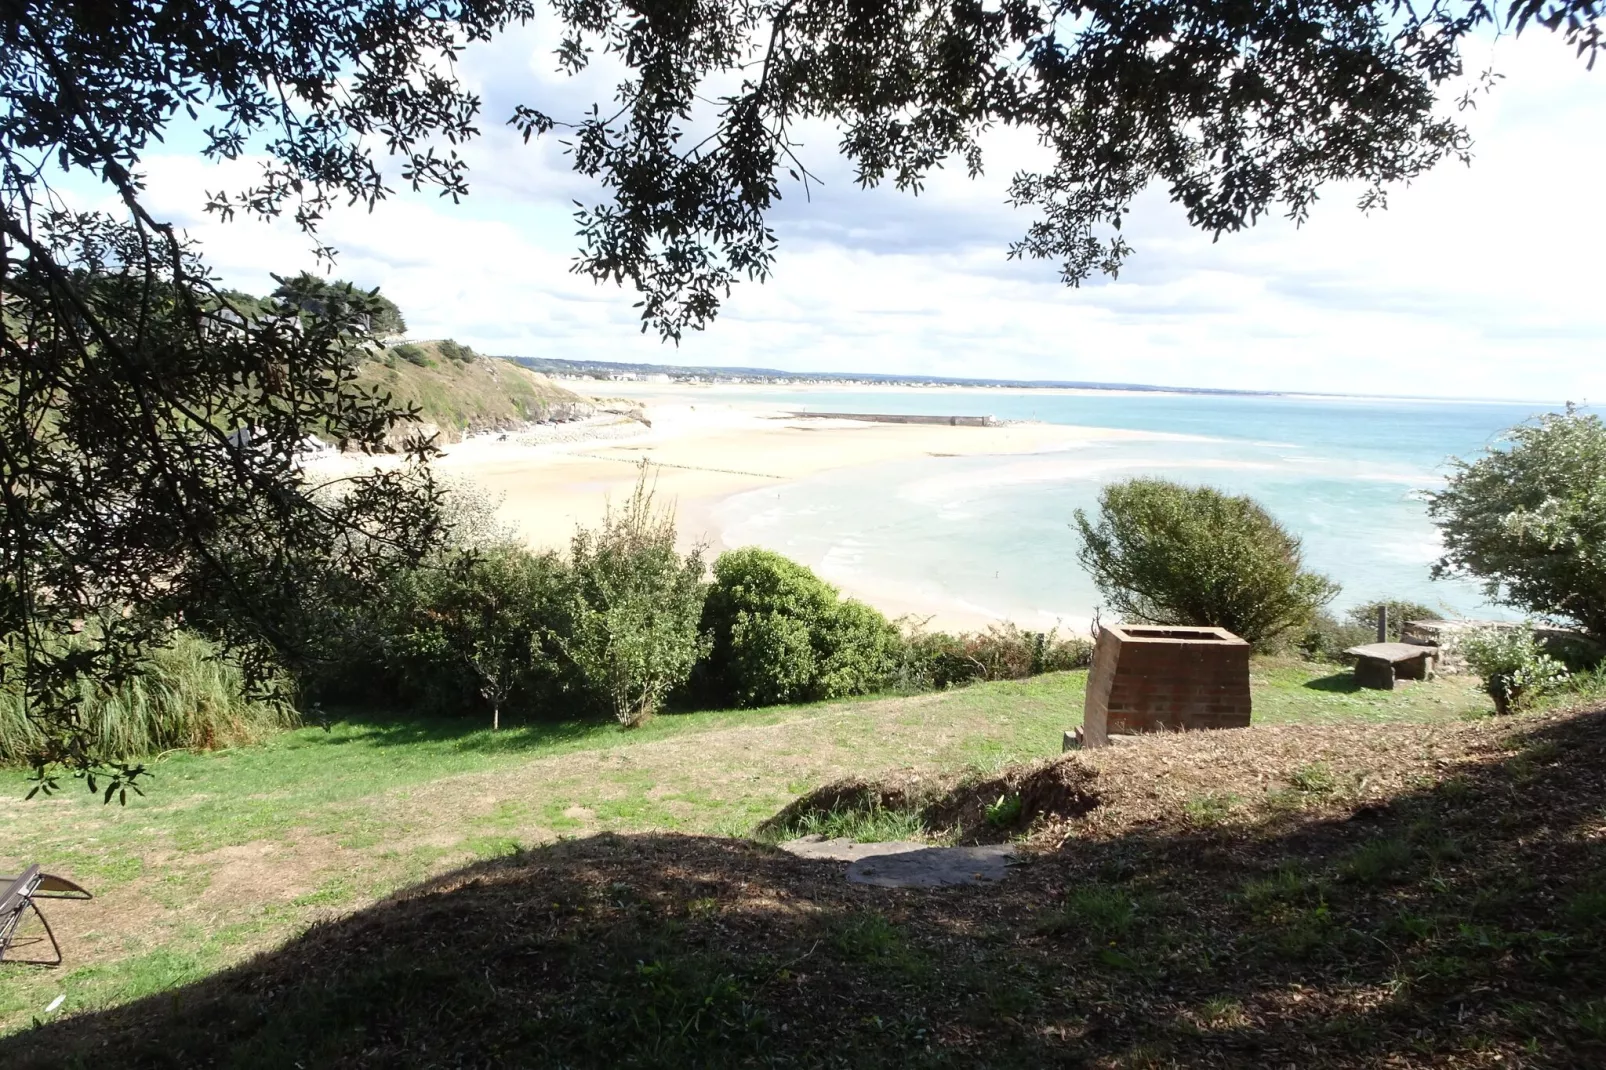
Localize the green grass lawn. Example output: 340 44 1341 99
0 659 1493 1037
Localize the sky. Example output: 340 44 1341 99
116 19 1606 400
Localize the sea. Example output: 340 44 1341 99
707 388 1560 630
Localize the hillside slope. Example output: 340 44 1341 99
357 341 590 443
5 689 1603 1067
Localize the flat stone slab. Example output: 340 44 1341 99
779 836 1017 888
1344 642 1437 663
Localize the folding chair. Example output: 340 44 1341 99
1 865 93 967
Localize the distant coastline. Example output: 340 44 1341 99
506 354 1282 398
502 354 1559 407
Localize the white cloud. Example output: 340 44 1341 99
118 25 1606 400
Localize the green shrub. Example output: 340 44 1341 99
1296 611 1376 662
1074 478 1339 646
1461 626 1571 714
388 546 570 729
392 343 430 366
697 548 900 707
559 473 709 726
297 479 565 722
1345 600 1440 641
0 631 298 764
437 339 478 363
899 622 1093 689
1429 406 1606 636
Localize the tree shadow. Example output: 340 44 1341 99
4 708 1605 1067
1302 671 1363 693
311 706 624 754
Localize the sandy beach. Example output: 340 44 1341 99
436 390 1154 545
362 381 1180 629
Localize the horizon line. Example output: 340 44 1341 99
490 352 1563 408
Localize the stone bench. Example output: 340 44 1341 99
1345 642 1438 690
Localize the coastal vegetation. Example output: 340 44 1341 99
1074 478 1340 646
3 3 1604 1065
357 340 588 444
559 479 711 727
1460 627 1574 715
1429 406 1606 636
1297 600 1442 662
696 548 905 708
7 0 1599 791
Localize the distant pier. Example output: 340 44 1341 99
788 411 999 427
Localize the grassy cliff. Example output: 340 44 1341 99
357 341 589 443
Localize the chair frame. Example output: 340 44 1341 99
1 865 93 967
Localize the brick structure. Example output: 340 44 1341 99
1079 625 1252 748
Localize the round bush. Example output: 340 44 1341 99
698 548 900 707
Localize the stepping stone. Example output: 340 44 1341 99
779 836 1017 888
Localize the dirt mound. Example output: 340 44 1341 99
924 757 1102 842
759 755 1101 844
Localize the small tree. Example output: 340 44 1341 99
403 547 566 730
1428 407 1606 636
1074 479 1339 646
560 468 709 727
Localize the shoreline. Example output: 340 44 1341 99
411 385 1191 629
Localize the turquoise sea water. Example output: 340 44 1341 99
709 390 1558 628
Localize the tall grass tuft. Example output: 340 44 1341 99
0 631 299 764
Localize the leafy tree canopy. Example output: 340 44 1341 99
271 273 407 338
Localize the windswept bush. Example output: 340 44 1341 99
436 339 478 363
0 631 298 766
696 549 901 708
392 342 430 366
1075 479 1339 646
559 474 709 726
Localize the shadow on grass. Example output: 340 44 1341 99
308 687 872 756
319 708 619 754
1301 671 1364 693
6 709 1606 1068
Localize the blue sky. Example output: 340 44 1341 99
114 20 1605 400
